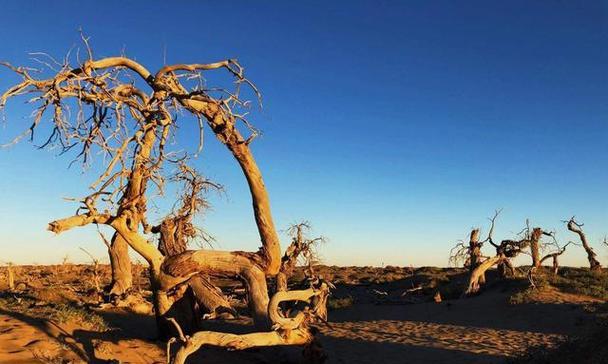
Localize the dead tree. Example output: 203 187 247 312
529 227 542 268
5 263 15 291
464 217 576 294
567 217 602 272
450 210 500 290
168 282 331 364
149 163 235 334
465 237 529 295
277 222 326 292
528 226 563 270
450 229 486 284
462 213 534 295
107 235 133 296
80 247 102 294
1 38 330 355
538 239 572 275
95 228 131 297
527 232 573 287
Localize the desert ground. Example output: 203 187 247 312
0 1 606 363
0 264 606 364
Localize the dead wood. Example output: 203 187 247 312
1 38 331 356
567 217 601 272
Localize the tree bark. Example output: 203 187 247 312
173 328 312 364
107 232 133 296
497 259 515 279
552 256 559 275
567 219 601 272
170 286 327 364
172 94 282 275
530 228 542 269
151 217 237 338
188 276 236 319
465 255 502 295
7 264 15 291
468 229 485 285
106 125 157 296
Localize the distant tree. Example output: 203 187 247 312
537 237 572 276
1 36 329 362
453 211 571 295
450 210 500 292
567 217 602 272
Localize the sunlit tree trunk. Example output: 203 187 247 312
7 263 15 291
152 218 236 339
530 228 542 269
468 229 485 285
107 233 132 296
567 218 601 272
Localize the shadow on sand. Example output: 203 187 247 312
0 283 596 364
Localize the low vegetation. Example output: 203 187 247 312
508 267 608 304
327 296 354 310
548 268 608 300
0 293 109 331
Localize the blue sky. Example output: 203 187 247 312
0 1 606 267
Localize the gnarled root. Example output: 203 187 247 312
171 328 313 364
168 283 330 364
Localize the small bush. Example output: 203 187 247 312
51 303 108 330
509 288 539 304
328 296 354 310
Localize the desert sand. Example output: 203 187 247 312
0 265 602 364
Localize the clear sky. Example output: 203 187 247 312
0 1 606 267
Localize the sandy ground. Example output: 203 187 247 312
320 289 599 364
0 287 600 364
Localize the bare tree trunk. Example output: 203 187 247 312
188 276 236 319
530 228 542 268
151 274 177 340
242 266 271 330
175 97 282 275
7 264 14 291
156 274 235 339
276 272 289 292
497 259 515 279
106 125 157 298
567 218 602 272
107 233 133 296
172 329 312 364
468 229 485 285
538 242 570 276
465 255 503 295
151 217 236 338
552 256 559 275
149 252 272 338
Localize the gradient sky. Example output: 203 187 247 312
0 1 606 267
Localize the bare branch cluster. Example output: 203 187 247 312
1 43 260 222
